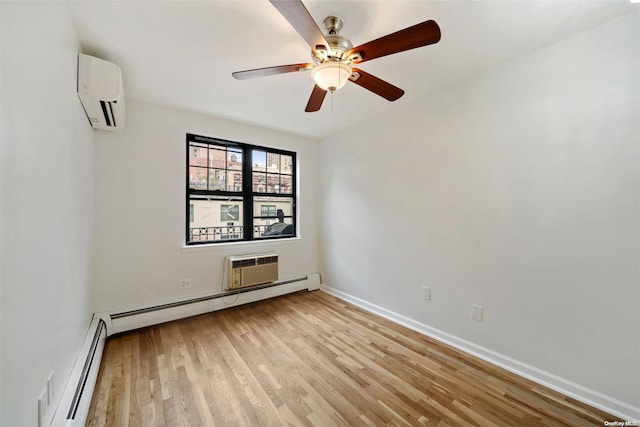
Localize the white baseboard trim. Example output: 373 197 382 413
321 284 640 423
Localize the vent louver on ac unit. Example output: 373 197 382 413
228 253 279 290
99 100 120 128
77 53 125 131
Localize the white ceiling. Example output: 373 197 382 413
68 0 636 139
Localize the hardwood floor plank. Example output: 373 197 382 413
161 397 178 427
149 378 166 426
86 290 618 426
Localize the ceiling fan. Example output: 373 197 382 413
232 0 441 112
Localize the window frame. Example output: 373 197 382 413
186 133 297 245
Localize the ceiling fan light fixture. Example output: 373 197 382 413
311 61 352 92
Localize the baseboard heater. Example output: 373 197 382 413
51 318 107 427
112 275 306 320
101 273 321 336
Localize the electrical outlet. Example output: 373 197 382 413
180 278 192 289
47 371 54 405
421 286 431 301
471 304 483 321
38 388 47 427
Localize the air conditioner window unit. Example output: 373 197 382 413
228 253 279 290
77 53 125 131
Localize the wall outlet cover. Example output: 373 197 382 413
471 304 483 321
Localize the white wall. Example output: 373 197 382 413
320 10 639 415
93 99 320 313
0 2 95 426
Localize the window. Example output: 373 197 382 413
260 205 276 217
186 133 296 244
221 204 240 221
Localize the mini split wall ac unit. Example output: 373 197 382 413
228 253 279 290
77 53 125 130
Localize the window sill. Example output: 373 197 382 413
181 236 302 252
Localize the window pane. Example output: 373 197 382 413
253 196 293 238
209 148 226 169
189 144 207 167
252 172 266 192
189 143 208 166
227 171 242 192
253 150 266 171
280 175 293 194
266 174 280 193
266 152 280 173
227 149 242 170
209 169 226 191
189 167 208 189
188 195 243 242
281 154 293 174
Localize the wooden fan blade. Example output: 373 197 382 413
305 85 327 112
346 20 440 64
269 0 330 50
232 63 312 80
350 68 404 101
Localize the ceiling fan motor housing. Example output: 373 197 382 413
312 16 353 63
323 16 343 34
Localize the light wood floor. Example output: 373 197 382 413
86 290 615 426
